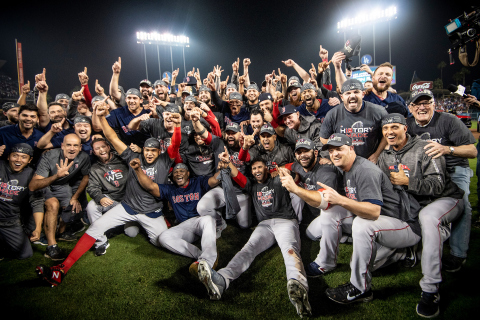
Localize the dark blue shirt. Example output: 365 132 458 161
296 99 336 123
106 106 150 147
363 91 411 117
157 176 211 223
0 124 44 163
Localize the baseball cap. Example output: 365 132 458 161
182 88 191 96
279 104 297 117
144 138 160 149
341 79 363 93
173 163 189 172
258 92 273 102
301 83 316 92
2 102 19 112
321 133 353 151
295 138 314 152
73 115 92 125
260 124 275 135
288 76 300 85
126 88 142 98
229 92 243 101
154 80 168 87
10 143 33 157
339 34 362 59
246 84 259 92
408 89 434 105
225 122 240 133
164 105 180 114
55 93 70 101
182 76 197 86
226 83 237 90
381 113 407 127
199 85 211 93
287 81 302 92
91 95 104 105
139 79 152 87
185 95 197 103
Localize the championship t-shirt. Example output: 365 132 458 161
183 135 224 177
35 148 90 186
139 118 189 154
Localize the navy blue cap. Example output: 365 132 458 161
279 104 297 117
258 92 273 102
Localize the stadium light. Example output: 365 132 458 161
337 6 397 30
136 31 190 80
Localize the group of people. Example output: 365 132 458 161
0 44 478 319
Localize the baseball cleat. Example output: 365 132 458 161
36 264 65 287
95 240 110 256
325 282 373 304
287 279 312 318
305 262 327 278
402 244 418 268
197 260 225 300
216 219 227 239
416 291 440 318
190 256 218 280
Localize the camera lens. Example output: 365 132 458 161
467 28 476 37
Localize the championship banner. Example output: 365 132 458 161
351 66 397 85
16 39 24 93
410 81 433 91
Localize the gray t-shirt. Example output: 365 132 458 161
139 118 189 154
35 148 90 186
119 148 174 214
320 101 387 158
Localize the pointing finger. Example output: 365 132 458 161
42 68 46 81
79 87 85 93
96 79 98 87
317 181 331 190
84 67 87 74
27 80 30 87
118 57 121 64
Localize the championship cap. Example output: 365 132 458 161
287 81 302 92
295 138 315 152
182 88 191 96
10 143 33 157
91 95 105 105
55 93 70 101
144 138 161 149
321 133 353 150
164 105 180 114
229 92 243 101
73 115 92 125
139 79 152 87
260 123 275 135
288 76 300 86
408 89 434 105
301 83 316 92
339 34 362 59
126 88 142 98
182 76 197 86
2 102 19 112
226 83 237 90
381 113 407 127
185 95 197 103
199 85 211 93
258 92 273 102
341 79 364 93
246 84 259 92
279 104 297 117
225 122 240 133
154 80 168 87
173 163 189 172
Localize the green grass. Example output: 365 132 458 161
1 160 479 320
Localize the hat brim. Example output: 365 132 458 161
321 141 346 151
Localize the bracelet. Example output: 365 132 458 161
197 127 206 135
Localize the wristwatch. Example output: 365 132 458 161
449 146 455 155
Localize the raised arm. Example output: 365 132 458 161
109 57 122 101
331 52 347 89
282 59 310 83
130 158 161 197
35 68 50 128
96 101 128 155
17 81 30 106
29 159 74 191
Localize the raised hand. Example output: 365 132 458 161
78 67 89 85
190 107 202 122
218 146 231 163
318 60 332 74
243 58 251 69
95 79 104 95
238 75 246 85
319 45 329 60
21 81 31 94
56 159 74 178
172 68 179 80
309 63 317 79
331 52 345 68
198 102 211 114
129 158 142 170
214 65 223 78
35 68 46 84
112 57 121 74
220 75 230 90
36 68 48 93
187 67 195 77
51 118 65 133
95 98 109 117
232 58 239 74
129 143 142 153
206 77 216 91
278 68 287 84
72 87 85 101
282 59 295 67
360 64 373 76
0 145 6 157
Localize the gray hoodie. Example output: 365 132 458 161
378 134 464 206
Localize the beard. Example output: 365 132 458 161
299 154 316 169
373 78 391 94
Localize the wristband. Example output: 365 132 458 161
197 127 206 136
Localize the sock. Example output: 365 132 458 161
61 233 96 273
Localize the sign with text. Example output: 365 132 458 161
410 81 433 91
351 66 397 85
16 40 24 93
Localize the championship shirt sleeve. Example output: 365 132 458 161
156 183 172 201
34 154 51 178
319 109 335 139
119 147 139 163
448 116 477 145
352 168 384 205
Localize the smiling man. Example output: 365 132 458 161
406 89 477 273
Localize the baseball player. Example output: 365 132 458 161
377 113 465 317
196 151 312 318
35 102 182 287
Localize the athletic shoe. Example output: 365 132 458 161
190 256 219 279
95 241 110 256
287 279 312 318
69 220 86 235
325 282 373 304
402 244 418 268
442 254 466 272
305 261 327 278
33 234 48 246
58 231 78 242
216 219 227 239
198 260 225 300
416 291 440 318
44 244 67 261
36 264 65 287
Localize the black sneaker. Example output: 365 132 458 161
416 291 440 318
36 264 65 287
442 254 466 272
44 245 67 261
69 220 86 235
402 244 418 268
326 282 373 304
58 231 78 242
95 241 110 256
33 234 48 246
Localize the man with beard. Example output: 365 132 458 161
92 88 150 147
180 96 217 136
377 113 465 318
54 94 70 110
86 138 135 256
0 102 19 127
197 122 252 232
296 83 337 123
320 79 388 163
258 92 274 114
0 104 44 163
244 83 260 112
208 79 250 126
406 89 477 274
196 155 312 319
270 104 322 151
0 144 44 260
42 102 72 132
198 85 224 129
35 103 181 287
29 134 91 260
139 79 153 104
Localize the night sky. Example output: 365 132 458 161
0 0 477 97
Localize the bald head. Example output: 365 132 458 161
62 133 82 160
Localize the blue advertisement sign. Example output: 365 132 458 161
351 66 396 85
361 54 372 65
